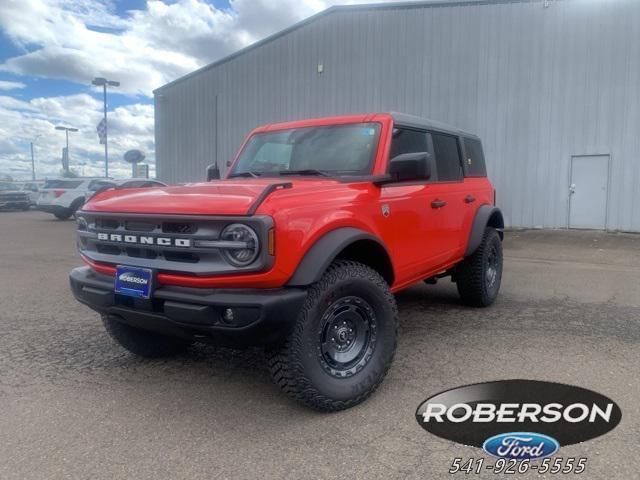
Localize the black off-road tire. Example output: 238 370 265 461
266 260 398 412
54 209 72 220
456 227 503 307
70 198 84 220
102 314 191 358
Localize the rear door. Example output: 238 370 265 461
425 131 468 259
379 127 460 281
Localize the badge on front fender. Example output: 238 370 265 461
115 265 154 299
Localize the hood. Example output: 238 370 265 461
82 178 351 216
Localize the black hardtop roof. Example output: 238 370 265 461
390 112 480 139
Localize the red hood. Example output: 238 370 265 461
82 178 350 216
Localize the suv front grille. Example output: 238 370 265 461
77 212 273 276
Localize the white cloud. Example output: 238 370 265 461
0 0 429 180
0 80 26 90
0 94 154 180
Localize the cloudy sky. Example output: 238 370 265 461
2 0 430 180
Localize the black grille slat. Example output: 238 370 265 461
96 244 121 255
126 221 156 232
163 251 200 263
126 247 158 259
100 219 120 230
163 222 197 234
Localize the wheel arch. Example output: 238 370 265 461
286 227 394 287
465 205 504 257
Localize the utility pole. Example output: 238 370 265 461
29 135 41 181
92 77 120 177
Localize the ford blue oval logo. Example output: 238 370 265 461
483 432 559 460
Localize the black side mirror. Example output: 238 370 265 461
388 152 431 182
206 163 221 181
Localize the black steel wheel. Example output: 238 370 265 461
266 260 398 411
318 296 377 378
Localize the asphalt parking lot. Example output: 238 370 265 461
1 210 639 479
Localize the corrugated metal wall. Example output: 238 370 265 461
155 0 640 231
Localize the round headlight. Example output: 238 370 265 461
220 223 260 267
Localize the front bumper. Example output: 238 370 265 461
70 266 307 347
0 199 29 209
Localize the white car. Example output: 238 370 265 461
85 178 166 201
37 178 106 220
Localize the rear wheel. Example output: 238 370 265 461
70 198 84 220
456 227 503 307
54 210 72 220
266 260 398 411
102 314 191 358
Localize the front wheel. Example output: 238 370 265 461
266 260 398 411
456 227 503 307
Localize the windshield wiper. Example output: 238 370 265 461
229 171 261 178
278 169 331 177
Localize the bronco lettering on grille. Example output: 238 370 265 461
96 232 191 247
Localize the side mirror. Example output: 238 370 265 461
388 152 431 182
206 163 221 181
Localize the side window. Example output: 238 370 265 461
389 128 428 159
431 132 463 182
463 137 487 177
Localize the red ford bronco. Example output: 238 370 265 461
70 112 503 411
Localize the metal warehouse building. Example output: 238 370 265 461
154 0 640 231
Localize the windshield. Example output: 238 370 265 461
0 182 15 191
231 122 380 177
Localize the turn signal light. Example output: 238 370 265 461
54 190 65 198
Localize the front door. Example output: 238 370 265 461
569 155 609 230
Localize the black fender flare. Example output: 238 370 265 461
465 205 504 257
287 227 392 286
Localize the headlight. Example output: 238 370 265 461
220 223 260 267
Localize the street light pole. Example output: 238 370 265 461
92 77 120 178
30 142 35 181
55 126 78 174
29 135 41 181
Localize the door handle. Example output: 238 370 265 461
431 199 447 209
464 195 476 204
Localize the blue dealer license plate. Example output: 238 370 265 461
115 266 153 299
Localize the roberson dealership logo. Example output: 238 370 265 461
415 380 622 460
97 232 191 247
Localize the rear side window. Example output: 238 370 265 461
431 133 463 182
88 180 115 191
463 137 487 177
389 128 428 159
43 180 83 189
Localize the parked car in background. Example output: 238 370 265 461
16 181 45 206
0 181 30 210
37 178 106 220
85 178 167 201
